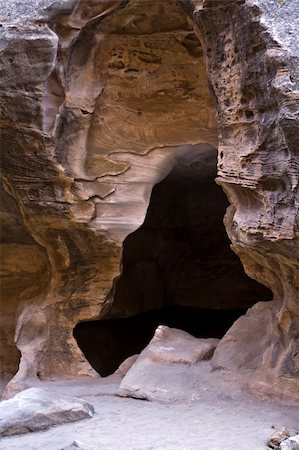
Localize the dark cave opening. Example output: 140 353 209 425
73 306 248 377
74 148 272 377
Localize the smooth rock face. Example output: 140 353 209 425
0 0 216 388
196 0 299 400
0 0 298 403
115 354 139 377
144 325 219 365
0 388 94 437
212 301 279 372
117 325 219 401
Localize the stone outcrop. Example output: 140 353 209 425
0 388 94 436
194 0 299 401
268 428 292 449
117 325 219 402
0 0 298 402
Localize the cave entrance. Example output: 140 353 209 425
74 147 272 376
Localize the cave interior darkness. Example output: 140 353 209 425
74 147 272 376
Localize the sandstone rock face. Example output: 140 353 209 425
1 0 216 389
0 0 298 402
195 0 299 400
0 387 94 436
115 354 139 377
212 301 279 372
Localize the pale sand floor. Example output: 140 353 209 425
0 375 298 450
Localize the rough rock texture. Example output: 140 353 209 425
194 0 299 401
1 0 217 394
280 436 299 450
0 0 298 402
0 387 94 437
117 325 219 401
268 428 291 449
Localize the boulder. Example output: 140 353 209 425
1 0 299 405
117 325 219 402
268 427 291 448
0 388 94 437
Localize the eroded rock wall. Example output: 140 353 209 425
0 0 298 400
192 0 299 399
0 0 217 394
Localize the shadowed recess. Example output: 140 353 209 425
74 149 272 376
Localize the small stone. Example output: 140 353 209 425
61 441 101 450
268 428 291 448
280 436 299 450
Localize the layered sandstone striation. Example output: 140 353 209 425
193 0 299 399
0 0 298 401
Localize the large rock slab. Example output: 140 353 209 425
117 325 219 402
212 301 278 372
0 388 94 437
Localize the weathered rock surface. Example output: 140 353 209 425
108 149 271 319
212 301 279 372
280 436 299 450
0 387 94 437
0 0 298 403
197 0 299 400
115 354 139 377
268 427 291 449
0 0 217 389
117 325 219 401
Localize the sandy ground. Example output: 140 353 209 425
0 374 298 450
